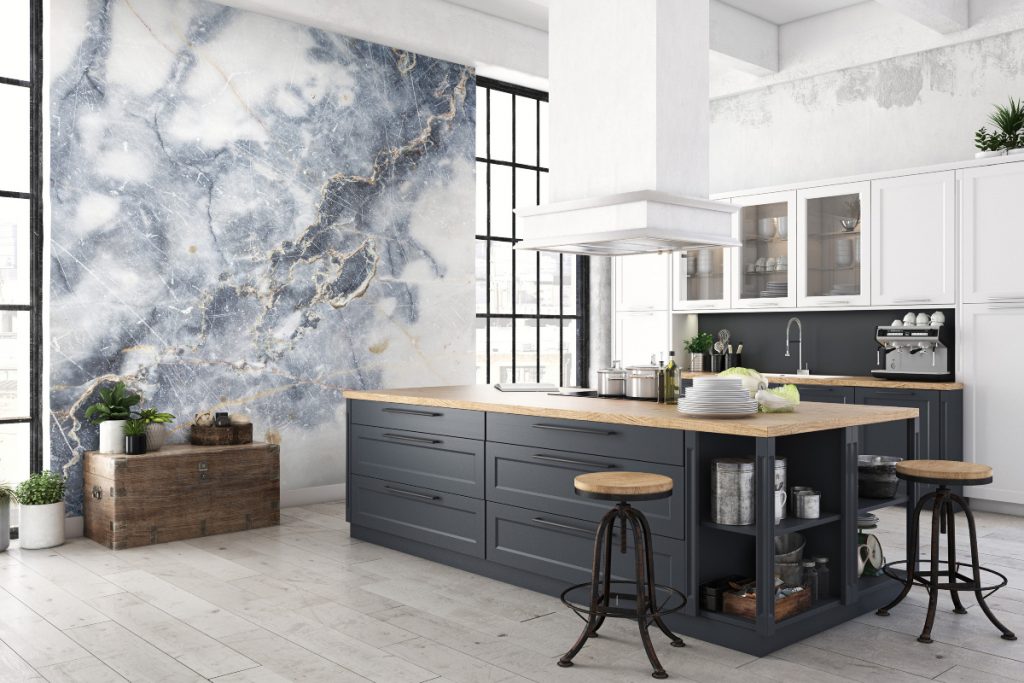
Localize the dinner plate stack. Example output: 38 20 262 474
678 377 758 418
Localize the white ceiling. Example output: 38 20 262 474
720 0 866 25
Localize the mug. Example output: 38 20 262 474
774 490 787 525
790 486 812 515
857 544 871 577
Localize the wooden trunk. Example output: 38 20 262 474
84 442 280 550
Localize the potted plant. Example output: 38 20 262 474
138 408 175 451
85 381 141 454
975 98 1024 157
123 418 148 455
15 471 65 550
0 482 15 553
683 332 714 372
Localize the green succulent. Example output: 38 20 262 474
122 419 148 437
15 471 65 506
84 381 141 424
684 332 714 354
137 408 175 424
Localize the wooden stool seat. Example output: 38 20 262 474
895 460 993 485
574 472 673 501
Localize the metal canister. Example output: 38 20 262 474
775 457 788 520
711 458 755 525
795 490 821 519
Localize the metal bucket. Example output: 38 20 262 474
711 458 755 525
774 532 806 585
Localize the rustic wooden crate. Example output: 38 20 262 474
722 587 812 622
84 442 280 550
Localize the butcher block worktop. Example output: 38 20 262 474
343 385 917 438
680 371 963 391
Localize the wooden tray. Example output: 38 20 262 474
722 587 811 622
190 423 253 446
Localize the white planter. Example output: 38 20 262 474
0 498 9 552
689 353 704 372
99 419 127 454
1009 148 1024 155
145 424 167 451
18 501 65 550
974 150 1007 158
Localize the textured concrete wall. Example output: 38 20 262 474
711 29 1024 193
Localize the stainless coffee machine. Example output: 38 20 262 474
872 312 953 382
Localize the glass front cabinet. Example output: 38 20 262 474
797 181 871 307
671 248 731 311
731 191 797 309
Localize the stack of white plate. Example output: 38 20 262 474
677 377 758 418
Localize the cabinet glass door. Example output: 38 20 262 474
672 248 730 311
798 182 870 306
733 191 797 308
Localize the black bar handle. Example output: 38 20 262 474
532 423 617 436
531 517 596 536
384 485 441 501
531 453 616 469
381 433 442 445
382 407 443 417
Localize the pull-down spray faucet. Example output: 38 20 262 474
785 317 809 375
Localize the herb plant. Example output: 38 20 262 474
138 408 175 424
123 419 147 437
15 471 65 506
975 127 1006 152
0 482 16 503
975 98 1024 151
684 332 714 355
84 381 141 424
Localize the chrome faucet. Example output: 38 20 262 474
785 317 809 375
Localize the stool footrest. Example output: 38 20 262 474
560 581 686 621
881 560 1009 594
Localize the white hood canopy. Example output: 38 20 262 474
515 0 738 256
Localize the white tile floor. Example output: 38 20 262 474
1 503 1023 682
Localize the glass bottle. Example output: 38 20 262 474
664 351 679 404
656 360 666 403
814 557 830 600
801 560 819 602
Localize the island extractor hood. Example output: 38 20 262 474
514 0 739 256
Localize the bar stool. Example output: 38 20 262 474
557 472 686 679
876 460 1016 643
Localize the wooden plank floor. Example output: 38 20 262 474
1 503 1023 682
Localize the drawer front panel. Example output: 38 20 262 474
349 475 485 558
487 443 685 539
486 502 686 591
351 425 484 498
771 384 855 405
350 400 484 440
486 413 684 466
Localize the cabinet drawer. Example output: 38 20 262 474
487 502 686 590
350 425 484 498
854 388 939 459
349 475 485 558
486 413 684 466
487 443 685 539
350 400 484 440
774 385 854 405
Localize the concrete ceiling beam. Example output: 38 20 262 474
875 0 969 33
710 0 779 75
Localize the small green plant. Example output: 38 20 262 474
15 471 65 506
0 482 16 503
122 419 147 437
84 381 141 424
975 126 1008 152
684 332 714 355
975 98 1024 151
137 408 175 424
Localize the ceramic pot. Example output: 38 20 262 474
0 498 9 552
145 424 167 451
99 419 127 454
19 501 65 550
974 149 1006 158
689 352 704 372
1010 147 1024 155
124 434 147 455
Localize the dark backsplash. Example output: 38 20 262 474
695 309 955 376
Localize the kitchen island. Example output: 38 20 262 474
343 385 920 656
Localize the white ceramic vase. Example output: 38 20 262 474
18 501 65 550
0 498 10 552
145 424 167 451
99 419 127 454
974 149 1006 158
690 353 704 372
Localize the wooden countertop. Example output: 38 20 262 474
343 385 918 438
679 371 963 391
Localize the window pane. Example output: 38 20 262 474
514 95 537 166
475 86 488 158
489 90 513 162
539 251 561 315
515 318 538 383
563 255 578 315
0 85 30 193
490 164 513 239
491 318 512 383
0 198 29 305
475 240 487 314
540 171 549 204
515 250 537 315
489 240 513 314
515 167 538 212
563 319 579 385
475 161 487 236
539 100 549 168
0 311 29 419
0 423 29 490
539 319 562 385
475 317 488 383
0 1 29 81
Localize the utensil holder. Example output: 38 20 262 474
724 353 741 369
710 354 725 373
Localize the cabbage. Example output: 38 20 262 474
756 385 801 413
718 367 767 397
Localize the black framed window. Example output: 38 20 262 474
0 0 43 492
475 77 588 386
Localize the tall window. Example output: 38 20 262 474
0 0 42 492
475 77 588 386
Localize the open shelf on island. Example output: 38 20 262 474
858 495 908 513
701 513 840 537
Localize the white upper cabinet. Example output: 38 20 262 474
871 171 956 307
731 191 797 309
671 248 731 311
797 181 871 307
614 253 670 311
614 310 670 367
962 163 1024 303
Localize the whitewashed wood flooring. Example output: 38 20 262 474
1 503 1024 682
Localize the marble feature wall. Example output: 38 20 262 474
49 0 475 515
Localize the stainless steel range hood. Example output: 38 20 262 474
514 0 738 256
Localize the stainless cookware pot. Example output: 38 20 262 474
625 365 659 400
597 360 627 397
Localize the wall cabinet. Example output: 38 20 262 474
731 191 797 309
871 171 956 307
962 163 1024 303
614 309 670 366
671 248 731 311
614 252 669 311
797 181 871 307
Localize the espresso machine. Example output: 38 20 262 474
872 312 953 382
